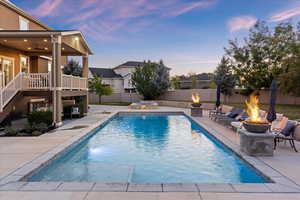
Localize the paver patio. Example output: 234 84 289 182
1 105 300 199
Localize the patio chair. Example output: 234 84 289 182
218 110 248 128
273 119 299 152
213 107 244 122
209 105 234 120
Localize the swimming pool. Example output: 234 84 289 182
28 113 268 183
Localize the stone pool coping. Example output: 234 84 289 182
0 110 300 193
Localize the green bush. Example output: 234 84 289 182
25 122 49 134
4 127 18 136
17 132 29 137
32 123 48 133
32 131 43 136
28 110 53 126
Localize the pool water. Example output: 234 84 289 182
28 114 268 183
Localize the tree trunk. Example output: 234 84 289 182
98 95 102 104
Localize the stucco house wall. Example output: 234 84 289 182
102 78 124 93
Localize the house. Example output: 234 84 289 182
89 68 123 93
0 0 92 126
89 61 146 93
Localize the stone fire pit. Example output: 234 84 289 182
243 121 270 133
191 104 203 117
191 93 203 117
239 129 274 156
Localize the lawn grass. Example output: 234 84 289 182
225 103 300 120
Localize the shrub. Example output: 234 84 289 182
25 122 49 134
32 131 43 136
4 127 18 136
28 110 53 126
32 123 48 133
17 132 29 137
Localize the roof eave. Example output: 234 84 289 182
0 30 93 55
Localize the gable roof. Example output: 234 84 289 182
114 61 145 69
90 67 122 78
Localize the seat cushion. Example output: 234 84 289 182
226 113 239 118
294 125 300 141
281 122 296 136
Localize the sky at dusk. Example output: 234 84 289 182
10 0 300 75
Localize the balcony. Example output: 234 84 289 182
0 72 87 112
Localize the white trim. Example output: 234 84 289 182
40 56 52 61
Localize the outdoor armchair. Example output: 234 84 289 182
273 120 299 152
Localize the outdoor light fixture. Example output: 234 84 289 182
62 47 65 50
3 40 7 42
74 37 79 41
43 39 48 42
24 39 28 42
44 47 48 50
27 47 31 50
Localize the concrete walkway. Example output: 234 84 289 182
0 105 300 200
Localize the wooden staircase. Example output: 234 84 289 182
0 91 23 124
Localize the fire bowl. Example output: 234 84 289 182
191 103 202 108
243 121 270 133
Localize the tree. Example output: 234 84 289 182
214 56 236 96
63 59 82 76
171 76 181 89
279 22 300 96
131 60 170 100
88 76 113 104
191 75 197 89
225 21 296 92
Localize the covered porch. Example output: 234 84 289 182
0 30 92 126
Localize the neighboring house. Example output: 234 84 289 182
89 68 123 93
0 0 92 126
89 61 147 94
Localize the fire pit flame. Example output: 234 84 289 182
243 95 270 133
245 95 263 123
192 93 200 104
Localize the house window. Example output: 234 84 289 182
0 57 14 85
20 56 29 73
19 16 29 30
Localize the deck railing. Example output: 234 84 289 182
0 73 87 111
62 74 87 90
0 72 22 112
23 73 51 90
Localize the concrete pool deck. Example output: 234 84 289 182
1 105 300 199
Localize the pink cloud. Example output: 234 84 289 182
269 3 300 22
30 0 64 17
166 0 218 17
28 0 218 40
228 16 257 32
